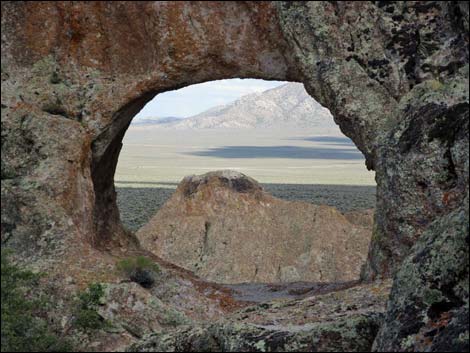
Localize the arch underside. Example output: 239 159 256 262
1 2 468 350
1 0 467 274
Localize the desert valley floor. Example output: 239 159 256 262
115 127 376 231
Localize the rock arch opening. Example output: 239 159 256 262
2 2 468 351
112 79 376 285
4 0 457 286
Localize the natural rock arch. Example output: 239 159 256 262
1 2 468 351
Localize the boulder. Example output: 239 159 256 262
137 171 372 284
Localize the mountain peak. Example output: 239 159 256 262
132 83 338 132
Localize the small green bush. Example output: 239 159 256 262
1 249 72 352
77 283 104 308
73 283 107 331
116 256 160 288
116 256 161 274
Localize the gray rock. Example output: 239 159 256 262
1 2 468 351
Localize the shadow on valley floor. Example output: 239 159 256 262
288 136 356 146
116 183 376 232
115 181 179 186
185 145 363 159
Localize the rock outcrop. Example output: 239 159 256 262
1 2 468 351
128 280 392 352
278 3 469 350
137 171 372 284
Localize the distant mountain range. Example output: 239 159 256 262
131 83 338 132
131 116 184 125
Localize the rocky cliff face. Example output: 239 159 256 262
277 3 469 351
1 1 468 351
137 171 372 284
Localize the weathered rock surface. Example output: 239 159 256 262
276 1 469 280
1 1 468 351
137 170 372 284
276 3 469 351
373 199 469 352
32 249 246 352
127 280 392 352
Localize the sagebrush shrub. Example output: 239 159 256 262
1 250 72 352
116 256 160 288
73 283 107 331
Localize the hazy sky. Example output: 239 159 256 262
135 79 286 119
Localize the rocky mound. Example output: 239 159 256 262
137 171 373 284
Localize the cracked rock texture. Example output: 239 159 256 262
1 1 468 351
127 280 392 352
137 170 372 284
